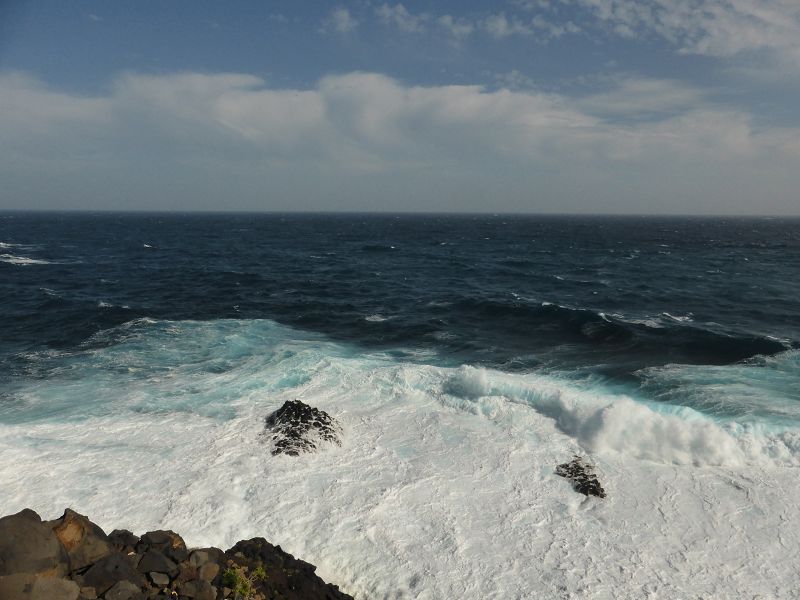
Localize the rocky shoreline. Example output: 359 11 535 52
0 508 353 600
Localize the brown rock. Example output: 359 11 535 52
0 509 69 577
0 573 80 600
177 579 216 600
197 562 219 583
47 509 113 572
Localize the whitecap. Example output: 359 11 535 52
2 320 799 599
0 253 52 265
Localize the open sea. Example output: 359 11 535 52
1 212 799 598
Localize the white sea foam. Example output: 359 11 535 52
364 314 388 322
0 319 798 598
0 253 52 265
662 311 693 323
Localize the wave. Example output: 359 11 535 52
442 364 800 467
5 318 799 469
0 253 52 265
2 318 799 598
446 298 790 370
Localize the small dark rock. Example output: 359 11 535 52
108 530 140 554
555 455 606 498
0 509 70 577
264 399 342 456
136 531 188 564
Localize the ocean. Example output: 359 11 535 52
1 212 799 598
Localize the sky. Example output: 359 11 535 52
1 0 799 214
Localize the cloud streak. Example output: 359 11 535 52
0 70 798 213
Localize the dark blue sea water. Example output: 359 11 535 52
2 212 799 425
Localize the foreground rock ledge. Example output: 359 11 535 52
0 508 353 600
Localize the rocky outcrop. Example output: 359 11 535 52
0 509 70 577
556 456 606 498
264 400 342 456
0 508 354 600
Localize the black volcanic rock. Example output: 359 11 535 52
264 399 342 455
82 553 146 594
556 456 606 498
225 538 353 600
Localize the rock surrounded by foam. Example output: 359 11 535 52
555 456 606 498
264 400 342 456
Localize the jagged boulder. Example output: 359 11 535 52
46 509 113 573
556 456 606 498
0 509 69 577
264 400 342 456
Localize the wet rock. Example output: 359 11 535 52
0 509 69 577
264 399 342 455
555 455 606 498
136 531 188 563
47 509 113 572
82 554 146 594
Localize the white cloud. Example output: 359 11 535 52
484 13 533 38
438 15 475 41
1 70 798 213
375 3 428 33
576 77 706 117
572 0 800 61
321 7 359 34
